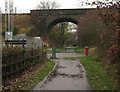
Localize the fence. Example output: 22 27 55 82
2 47 47 80
53 47 85 58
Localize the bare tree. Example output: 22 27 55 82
37 0 61 9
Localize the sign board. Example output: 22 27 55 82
26 36 42 48
5 32 13 40
34 37 42 48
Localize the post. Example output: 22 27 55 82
65 48 66 53
54 48 56 58
23 48 25 69
6 40 9 48
85 46 88 56
75 48 77 53
31 47 34 66
23 39 25 48
52 46 54 57
42 44 44 57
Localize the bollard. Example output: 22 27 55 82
85 46 88 56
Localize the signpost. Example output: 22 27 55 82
5 40 26 48
5 31 13 40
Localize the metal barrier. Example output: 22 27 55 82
53 47 85 58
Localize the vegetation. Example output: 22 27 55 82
2 0 120 90
49 22 77 47
2 46 47 91
36 0 61 9
2 60 55 91
77 1 119 88
64 57 77 61
13 26 19 35
50 56 59 59
2 14 32 36
80 55 117 90
62 55 118 90
13 15 32 34
49 22 68 47
77 10 103 47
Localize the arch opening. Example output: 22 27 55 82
48 19 78 47
47 17 78 31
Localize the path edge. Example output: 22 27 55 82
32 61 58 90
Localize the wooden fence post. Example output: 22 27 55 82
42 45 44 58
6 40 8 48
23 39 25 48
23 48 25 70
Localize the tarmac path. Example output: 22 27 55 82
33 53 91 90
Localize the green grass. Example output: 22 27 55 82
56 48 65 52
64 57 77 61
44 48 52 53
63 56 83 61
50 56 60 59
80 55 117 90
76 48 85 54
6 61 55 91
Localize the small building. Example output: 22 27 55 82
12 34 42 48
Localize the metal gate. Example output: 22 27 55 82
53 47 85 58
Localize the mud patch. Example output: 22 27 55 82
47 70 57 81
57 65 66 69
40 53 91 90
59 73 84 78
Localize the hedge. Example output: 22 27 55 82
2 47 47 80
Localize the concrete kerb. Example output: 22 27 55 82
79 63 87 77
75 59 87 78
32 61 58 90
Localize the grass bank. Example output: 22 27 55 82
3 60 55 91
80 55 117 90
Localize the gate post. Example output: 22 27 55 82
54 48 56 58
65 48 66 53
85 46 88 56
75 48 77 53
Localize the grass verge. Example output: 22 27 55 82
64 57 77 61
80 55 117 90
3 60 55 91
50 56 60 59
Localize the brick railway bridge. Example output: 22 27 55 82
2 8 95 36
30 8 95 35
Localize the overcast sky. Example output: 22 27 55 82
0 0 96 13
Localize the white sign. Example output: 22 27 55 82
5 31 13 40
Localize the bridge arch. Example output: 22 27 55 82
30 9 94 36
47 17 78 31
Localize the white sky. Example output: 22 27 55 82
0 0 96 13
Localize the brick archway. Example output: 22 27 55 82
30 8 94 35
47 17 78 31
